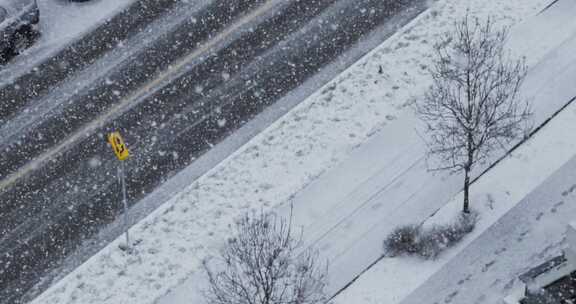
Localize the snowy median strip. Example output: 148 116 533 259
32 0 557 303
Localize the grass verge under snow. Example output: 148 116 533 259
32 0 552 303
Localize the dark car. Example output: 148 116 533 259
0 0 39 63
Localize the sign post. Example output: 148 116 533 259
108 131 131 251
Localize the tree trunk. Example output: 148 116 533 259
463 167 470 214
463 132 473 214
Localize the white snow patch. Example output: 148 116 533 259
0 0 133 84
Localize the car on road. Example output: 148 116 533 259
0 0 40 63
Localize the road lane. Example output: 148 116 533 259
0 0 269 181
0 0 326 240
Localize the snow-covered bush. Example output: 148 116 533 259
383 212 478 260
416 230 443 259
451 211 477 235
383 225 422 257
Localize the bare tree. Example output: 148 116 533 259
203 209 327 304
416 15 531 213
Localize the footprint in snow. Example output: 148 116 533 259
494 247 507 255
517 229 530 242
490 278 502 288
457 274 472 285
482 260 496 272
444 290 459 303
561 185 576 196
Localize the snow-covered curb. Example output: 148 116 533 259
32 0 554 303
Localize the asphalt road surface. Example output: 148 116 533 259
0 0 425 302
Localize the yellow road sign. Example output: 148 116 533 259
108 132 130 161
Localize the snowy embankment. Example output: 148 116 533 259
32 0 558 304
36 0 132 47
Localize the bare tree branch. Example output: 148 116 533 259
203 209 327 304
415 15 531 213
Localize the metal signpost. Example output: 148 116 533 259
108 131 131 251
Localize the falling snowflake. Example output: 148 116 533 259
88 157 101 168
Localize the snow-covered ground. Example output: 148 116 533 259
334 59 576 304
401 153 576 304
36 0 133 48
31 0 566 303
0 0 133 84
333 2 576 302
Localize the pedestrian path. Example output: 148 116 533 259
290 0 576 295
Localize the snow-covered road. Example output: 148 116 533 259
31 0 565 303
